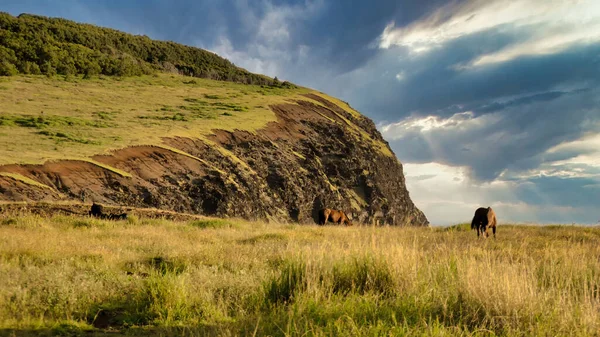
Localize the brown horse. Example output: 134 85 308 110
471 206 497 238
318 208 353 226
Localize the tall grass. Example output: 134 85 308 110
0 215 599 336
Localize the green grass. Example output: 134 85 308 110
0 216 599 336
188 219 237 229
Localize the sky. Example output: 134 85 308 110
2 0 599 225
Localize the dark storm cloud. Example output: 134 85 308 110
347 31 600 122
293 0 454 73
474 90 571 114
513 176 600 209
385 85 600 181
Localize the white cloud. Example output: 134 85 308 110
207 0 323 79
210 36 279 76
382 111 481 135
404 162 512 225
395 71 406 81
546 133 600 168
379 0 600 66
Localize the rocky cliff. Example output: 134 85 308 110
0 93 428 226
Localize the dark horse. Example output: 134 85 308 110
471 206 497 238
318 208 353 226
89 202 128 220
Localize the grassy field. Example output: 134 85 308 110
0 74 392 168
0 215 599 336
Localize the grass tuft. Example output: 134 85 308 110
264 259 307 305
331 256 396 297
147 256 188 276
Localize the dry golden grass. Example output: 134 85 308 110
0 217 598 336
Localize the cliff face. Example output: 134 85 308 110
0 93 428 226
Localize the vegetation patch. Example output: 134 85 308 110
38 130 100 144
264 259 307 305
138 112 189 121
146 256 188 276
331 256 396 297
1 114 106 129
188 219 236 229
93 110 118 121
238 233 288 245
0 12 283 85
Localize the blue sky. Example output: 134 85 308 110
2 0 600 225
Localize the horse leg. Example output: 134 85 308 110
327 211 332 224
477 225 480 238
492 226 496 238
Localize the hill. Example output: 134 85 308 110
0 14 428 226
0 12 276 84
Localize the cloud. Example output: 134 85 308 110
383 84 600 181
379 0 600 66
207 0 323 79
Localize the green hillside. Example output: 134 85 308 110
0 74 317 166
0 12 282 85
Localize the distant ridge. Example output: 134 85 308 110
0 12 278 85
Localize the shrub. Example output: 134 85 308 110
0 61 18 76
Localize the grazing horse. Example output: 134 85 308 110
318 208 353 226
89 203 104 217
471 207 497 238
89 203 128 220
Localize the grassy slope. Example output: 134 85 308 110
0 216 599 336
0 74 299 165
0 74 391 170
